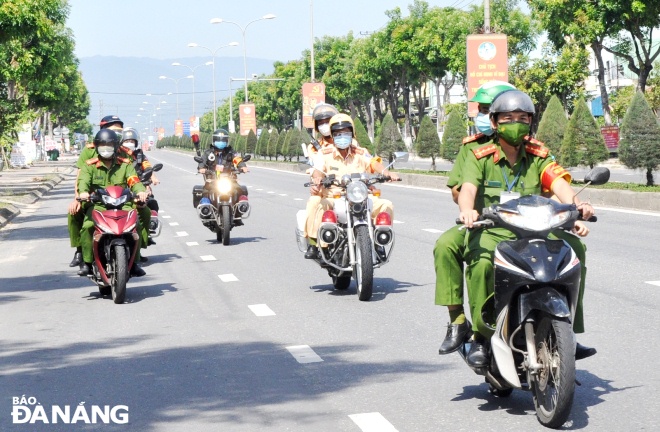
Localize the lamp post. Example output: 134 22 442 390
158 75 192 120
210 14 276 104
171 61 213 117
188 42 239 130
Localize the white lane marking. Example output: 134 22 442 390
186 242 199 246
169 222 180 226
393 220 404 224
294 198 303 201
279 193 288 196
162 215 172 219
256 188 263 191
423 228 444 234
594 206 660 217
160 210 166 213
645 281 660 287
286 345 323 364
248 304 276 316
200 255 217 261
349 413 398 432
218 273 239 282
267 191 275 194
176 231 189 237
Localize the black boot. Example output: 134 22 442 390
438 321 472 355
467 336 488 367
139 256 149 263
130 262 146 277
69 250 83 267
576 342 597 360
304 244 318 259
77 262 92 277
147 237 156 246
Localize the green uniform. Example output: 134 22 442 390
67 144 98 248
119 146 152 249
77 157 146 263
461 139 584 335
434 133 490 306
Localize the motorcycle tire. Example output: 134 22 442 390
217 208 231 246
354 225 374 301
332 275 351 291
111 245 128 304
531 317 575 428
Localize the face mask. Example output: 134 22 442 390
497 121 530 147
98 146 115 159
213 140 228 150
475 112 494 136
318 123 331 137
333 133 352 149
123 141 136 151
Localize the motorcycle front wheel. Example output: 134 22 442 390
111 245 128 304
216 207 231 245
354 225 373 301
531 317 575 428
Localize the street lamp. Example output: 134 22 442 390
171 61 213 116
210 14 276 103
188 41 239 130
158 75 192 120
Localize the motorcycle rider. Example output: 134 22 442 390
67 115 125 268
197 129 249 224
305 113 399 258
456 90 595 367
77 129 149 277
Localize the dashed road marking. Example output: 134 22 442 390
645 281 660 287
162 215 172 219
267 191 275 194
294 198 303 201
200 255 217 262
286 345 323 364
248 304 275 316
186 242 199 246
422 228 443 234
255 188 263 191
279 193 287 196
218 273 239 282
393 220 404 224
169 222 180 226
160 210 166 213
349 413 398 432
176 231 189 237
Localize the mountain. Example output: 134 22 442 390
78 55 275 134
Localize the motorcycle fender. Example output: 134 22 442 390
491 307 521 388
519 287 570 321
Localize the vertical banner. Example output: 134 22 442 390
601 126 619 152
302 82 326 129
174 120 184 137
190 116 200 135
157 127 165 140
466 34 508 117
183 122 191 137
239 103 257 136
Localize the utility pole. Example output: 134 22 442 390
484 0 491 33
310 0 315 82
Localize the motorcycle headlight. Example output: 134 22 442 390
499 204 571 231
346 182 369 204
216 177 233 194
102 194 128 207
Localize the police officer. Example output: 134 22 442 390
457 90 596 366
77 129 148 277
67 115 125 268
305 113 399 258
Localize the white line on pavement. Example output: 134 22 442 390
286 345 323 364
267 191 275 194
279 193 287 196
422 228 444 234
169 222 180 226
200 255 217 262
218 274 239 282
294 198 303 201
645 281 660 287
162 215 171 219
248 304 276 316
256 188 263 191
349 413 398 432
176 231 189 237
594 206 660 217
393 220 404 224
185 242 199 246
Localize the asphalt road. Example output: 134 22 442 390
0 149 658 431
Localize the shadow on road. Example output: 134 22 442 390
310 276 422 301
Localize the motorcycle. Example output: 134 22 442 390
77 166 158 304
455 167 610 428
295 152 407 301
140 164 163 238
192 147 251 246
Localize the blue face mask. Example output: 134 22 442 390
213 140 228 150
475 112 494 136
333 133 352 149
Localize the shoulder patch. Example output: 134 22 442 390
117 157 130 164
352 146 365 155
472 143 498 160
86 157 99 165
524 143 549 158
524 135 546 147
119 146 133 156
85 143 95 149
322 147 334 155
462 132 485 145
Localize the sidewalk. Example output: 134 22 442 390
0 154 77 229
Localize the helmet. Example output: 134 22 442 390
93 129 120 160
469 81 516 105
99 115 124 129
328 113 354 136
212 128 230 150
489 90 536 116
312 103 338 132
121 128 140 151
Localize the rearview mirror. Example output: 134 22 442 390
151 163 163 172
584 167 610 186
242 154 252 162
194 156 203 163
393 151 409 163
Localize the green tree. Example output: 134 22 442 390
267 128 279 160
280 129 293 161
276 129 287 160
610 86 636 123
245 129 257 154
535 95 568 158
375 111 406 162
415 115 442 170
353 116 373 155
618 91 660 186
440 109 466 162
559 98 608 169
256 129 269 158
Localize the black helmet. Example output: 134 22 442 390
312 103 338 132
121 128 140 147
212 128 230 150
94 129 120 160
489 90 535 116
100 115 124 129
